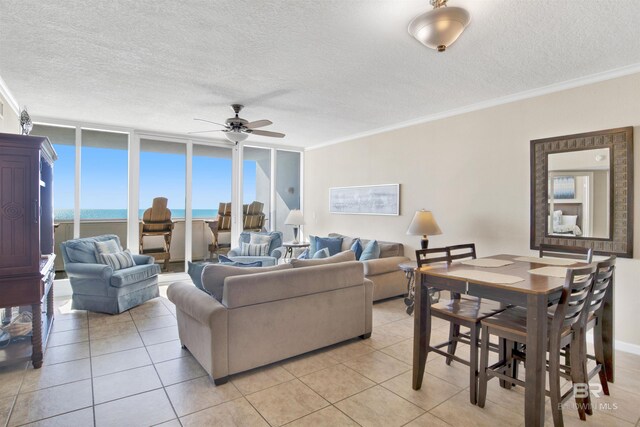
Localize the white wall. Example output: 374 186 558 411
0 91 19 134
304 72 640 350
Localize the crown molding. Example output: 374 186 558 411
306 63 640 152
0 73 20 115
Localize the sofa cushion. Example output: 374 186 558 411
111 263 161 288
224 261 365 308
328 233 358 252
290 250 356 268
360 240 380 261
62 234 122 264
100 250 136 270
219 255 262 267
312 248 330 259
202 263 293 302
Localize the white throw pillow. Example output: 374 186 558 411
100 249 135 270
249 233 272 245
562 215 578 227
240 242 270 256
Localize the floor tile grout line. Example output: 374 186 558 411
86 312 97 427
131 307 182 426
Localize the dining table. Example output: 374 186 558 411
412 254 615 427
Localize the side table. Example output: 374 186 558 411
399 261 439 315
282 242 310 258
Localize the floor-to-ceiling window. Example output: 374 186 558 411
243 146 271 231
31 124 76 277
275 150 301 242
192 144 233 261
139 138 186 272
33 121 302 276
79 130 129 245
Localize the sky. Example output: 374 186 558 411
53 144 257 211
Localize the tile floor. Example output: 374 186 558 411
1 287 639 427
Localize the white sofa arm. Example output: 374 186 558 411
167 281 228 326
362 256 410 276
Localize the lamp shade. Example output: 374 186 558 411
408 6 470 52
284 209 304 225
406 210 442 236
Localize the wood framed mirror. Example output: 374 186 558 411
530 127 634 258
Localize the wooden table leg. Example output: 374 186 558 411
31 303 43 369
525 294 547 427
413 271 431 389
599 271 615 382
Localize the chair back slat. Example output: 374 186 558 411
416 247 450 267
539 244 593 263
585 256 616 321
552 265 597 330
447 243 477 262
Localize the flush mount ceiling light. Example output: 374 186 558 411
408 0 471 52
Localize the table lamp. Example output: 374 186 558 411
406 209 442 249
284 209 304 243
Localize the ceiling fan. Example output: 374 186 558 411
190 104 285 144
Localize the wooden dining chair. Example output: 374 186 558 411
539 243 593 263
477 264 598 427
570 256 615 419
415 246 505 405
448 243 477 262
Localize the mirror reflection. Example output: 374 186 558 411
547 148 610 239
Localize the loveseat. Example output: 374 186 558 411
168 261 372 384
328 233 409 301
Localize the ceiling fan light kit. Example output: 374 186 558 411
190 104 285 144
408 0 470 52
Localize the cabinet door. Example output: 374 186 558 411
0 148 39 276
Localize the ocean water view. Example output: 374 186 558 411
55 209 219 221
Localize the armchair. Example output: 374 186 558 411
60 235 161 314
227 231 284 267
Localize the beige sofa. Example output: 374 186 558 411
328 233 410 301
167 261 373 384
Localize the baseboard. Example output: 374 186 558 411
585 333 640 356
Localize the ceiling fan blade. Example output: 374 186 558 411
187 129 224 134
193 118 228 127
250 129 285 138
245 119 272 129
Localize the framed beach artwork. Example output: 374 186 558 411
552 176 575 199
329 184 400 215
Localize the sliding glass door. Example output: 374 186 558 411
139 138 186 272
192 144 233 261
243 146 271 232
79 130 129 245
275 150 301 242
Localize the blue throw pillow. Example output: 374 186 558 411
315 236 343 256
297 248 309 259
218 255 262 267
360 240 380 261
312 247 330 259
350 239 363 260
309 235 317 256
187 261 210 292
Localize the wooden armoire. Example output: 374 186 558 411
0 132 57 368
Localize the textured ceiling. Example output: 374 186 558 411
1 0 640 148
